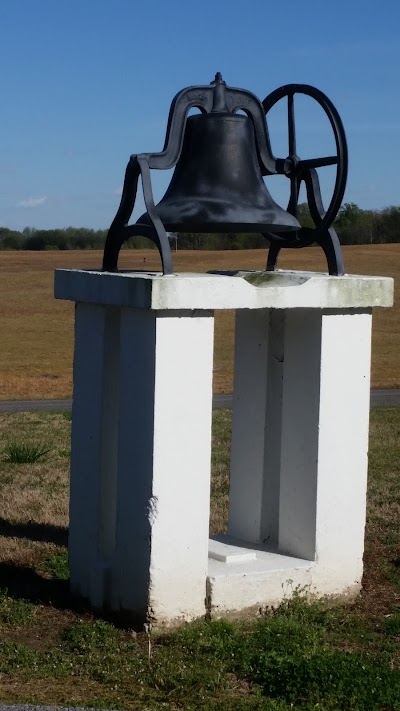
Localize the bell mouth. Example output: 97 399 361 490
138 199 300 234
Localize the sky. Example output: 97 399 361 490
0 0 399 231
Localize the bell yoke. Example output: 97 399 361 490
103 73 348 275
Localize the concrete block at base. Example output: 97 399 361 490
207 542 313 615
206 536 363 617
207 572 361 619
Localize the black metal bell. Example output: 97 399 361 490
139 111 300 234
103 73 347 276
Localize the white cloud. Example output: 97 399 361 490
112 186 123 196
16 196 48 208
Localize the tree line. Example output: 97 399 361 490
1 203 399 251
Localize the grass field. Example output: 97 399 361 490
0 244 398 400
0 408 399 709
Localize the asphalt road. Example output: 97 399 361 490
0 389 399 413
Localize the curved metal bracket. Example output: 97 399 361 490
102 155 172 274
143 74 277 174
265 168 344 275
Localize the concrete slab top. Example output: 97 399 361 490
54 268 394 310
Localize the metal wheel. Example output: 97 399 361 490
263 83 347 228
262 84 347 274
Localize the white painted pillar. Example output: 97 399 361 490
228 309 284 547
112 309 214 623
278 309 372 576
69 304 214 624
228 307 372 587
277 309 323 561
69 304 120 601
313 310 372 592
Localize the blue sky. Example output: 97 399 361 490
0 0 399 231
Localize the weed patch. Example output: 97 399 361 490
247 647 398 709
384 613 400 635
3 441 51 464
0 642 38 673
37 551 69 581
0 589 36 625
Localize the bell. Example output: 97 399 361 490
139 111 300 234
103 73 303 275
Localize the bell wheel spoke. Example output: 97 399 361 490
288 93 296 156
288 176 299 217
299 156 338 170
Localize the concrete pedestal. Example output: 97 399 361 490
55 268 393 625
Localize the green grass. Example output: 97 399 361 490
384 613 400 635
0 589 36 625
0 600 398 709
0 408 399 709
210 409 231 534
2 441 51 463
37 551 69 581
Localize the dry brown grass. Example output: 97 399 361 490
0 412 69 569
0 244 398 399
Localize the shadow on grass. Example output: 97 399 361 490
0 516 68 546
0 517 80 613
0 561 89 614
0 561 146 628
